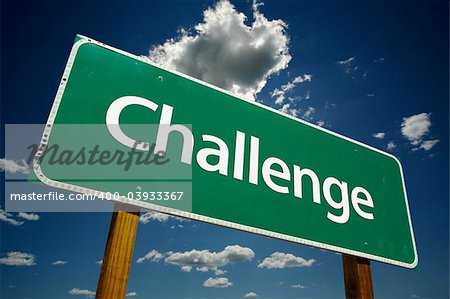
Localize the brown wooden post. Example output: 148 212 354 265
342 254 374 299
96 203 140 299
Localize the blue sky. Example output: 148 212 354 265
1 0 449 298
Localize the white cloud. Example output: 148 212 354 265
279 103 299 117
136 250 164 264
0 208 24 226
336 56 366 79
165 245 254 273
271 74 312 105
68 288 95 297
17 212 40 221
139 211 170 223
139 211 186 224
291 284 306 289
387 141 397 151
0 159 29 174
244 292 259 297
374 57 385 63
401 113 439 151
401 113 431 144
337 56 355 65
203 277 233 288
257 252 315 269
316 120 325 127
416 139 439 151
0 252 36 266
96 260 103 265
52 260 68 265
214 268 227 275
303 106 315 119
126 292 137 297
149 0 291 100
372 132 385 139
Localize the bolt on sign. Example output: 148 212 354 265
33 35 418 268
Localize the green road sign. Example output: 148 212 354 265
34 35 417 268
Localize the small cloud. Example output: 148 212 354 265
17 212 40 221
291 284 306 289
203 277 233 288
415 139 439 151
401 113 431 142
126 292 137 297
374 57 385 63
302 106 315 119
367 93 375 97
139 211 186 224
387 141 397 151
257 252 315 269
214 268 227 275
52 260 68 265
410 294 420 298
96 260 103 265
279 103 299 117
136 250 164 264
336 56 367 79
0 207 24 226
0 252 36 266
401 113 439 151
337 56 355 65
0 159 29 174
244 291 259 297
68 288 95 297
372 132 385 139
271 74 312 105
316 120 325 127
139 211 171 223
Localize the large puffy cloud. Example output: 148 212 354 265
257 252 315 269
149 0 291 100
0 251 36 266
164 245 254 273
401 113 439 151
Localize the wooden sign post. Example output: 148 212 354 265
96 204 140 299
342 254 374 299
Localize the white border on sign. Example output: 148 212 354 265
33 35 418 269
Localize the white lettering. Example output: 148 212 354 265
262 157 290 194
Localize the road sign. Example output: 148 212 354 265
34 35 418 268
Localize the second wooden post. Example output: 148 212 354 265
342 254 374 299
96 203 140 299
